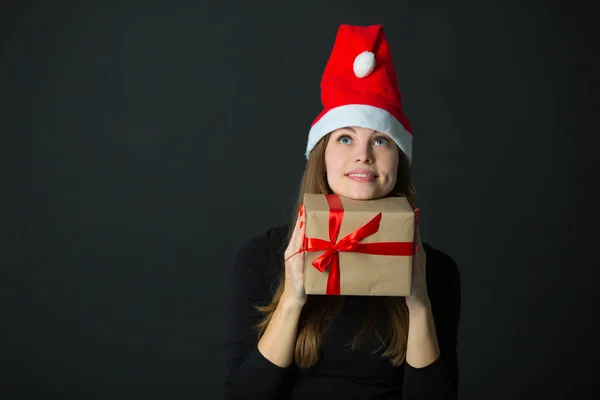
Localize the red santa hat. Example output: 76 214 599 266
306 24 414 164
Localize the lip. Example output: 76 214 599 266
345 169 378 177
345 169 378 182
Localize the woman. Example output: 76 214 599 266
224 24 461 399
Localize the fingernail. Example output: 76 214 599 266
299 221 304 229
299 205 304 217
415 245 420 252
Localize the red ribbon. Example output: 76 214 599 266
304 194 414 295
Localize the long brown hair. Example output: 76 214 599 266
255 132 417 368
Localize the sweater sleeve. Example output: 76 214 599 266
402 247 462 400
223 232 292 399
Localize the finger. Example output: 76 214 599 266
293 206 303 230
297 205 306 253
285 207 303 257
414 223 422 253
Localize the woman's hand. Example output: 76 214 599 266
257 205 307 368
403 206 441 368
282 205 307 308
405 208 431 311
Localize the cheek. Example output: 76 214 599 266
324 156 346 190
382 154 399 182
388 170 398 187
325 151 343 176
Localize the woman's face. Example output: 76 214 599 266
324 126 399 200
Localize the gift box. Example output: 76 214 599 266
303 193 415 296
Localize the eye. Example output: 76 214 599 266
338 135 352 145
374 136 390 146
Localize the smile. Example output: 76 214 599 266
347 173 375 178
345 173 377 182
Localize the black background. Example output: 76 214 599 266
1 1 598 399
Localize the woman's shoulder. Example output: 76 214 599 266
236 224 289 256
232 224 289 276
422 243 460 273
422 242 461 299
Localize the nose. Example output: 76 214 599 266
355 141 374 163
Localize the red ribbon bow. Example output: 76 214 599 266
304 194 414 295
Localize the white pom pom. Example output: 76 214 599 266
353 51 376 78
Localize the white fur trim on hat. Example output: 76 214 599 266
306 104 413 164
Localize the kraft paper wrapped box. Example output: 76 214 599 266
303 193 415 296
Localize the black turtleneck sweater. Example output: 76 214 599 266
224 224 461 399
